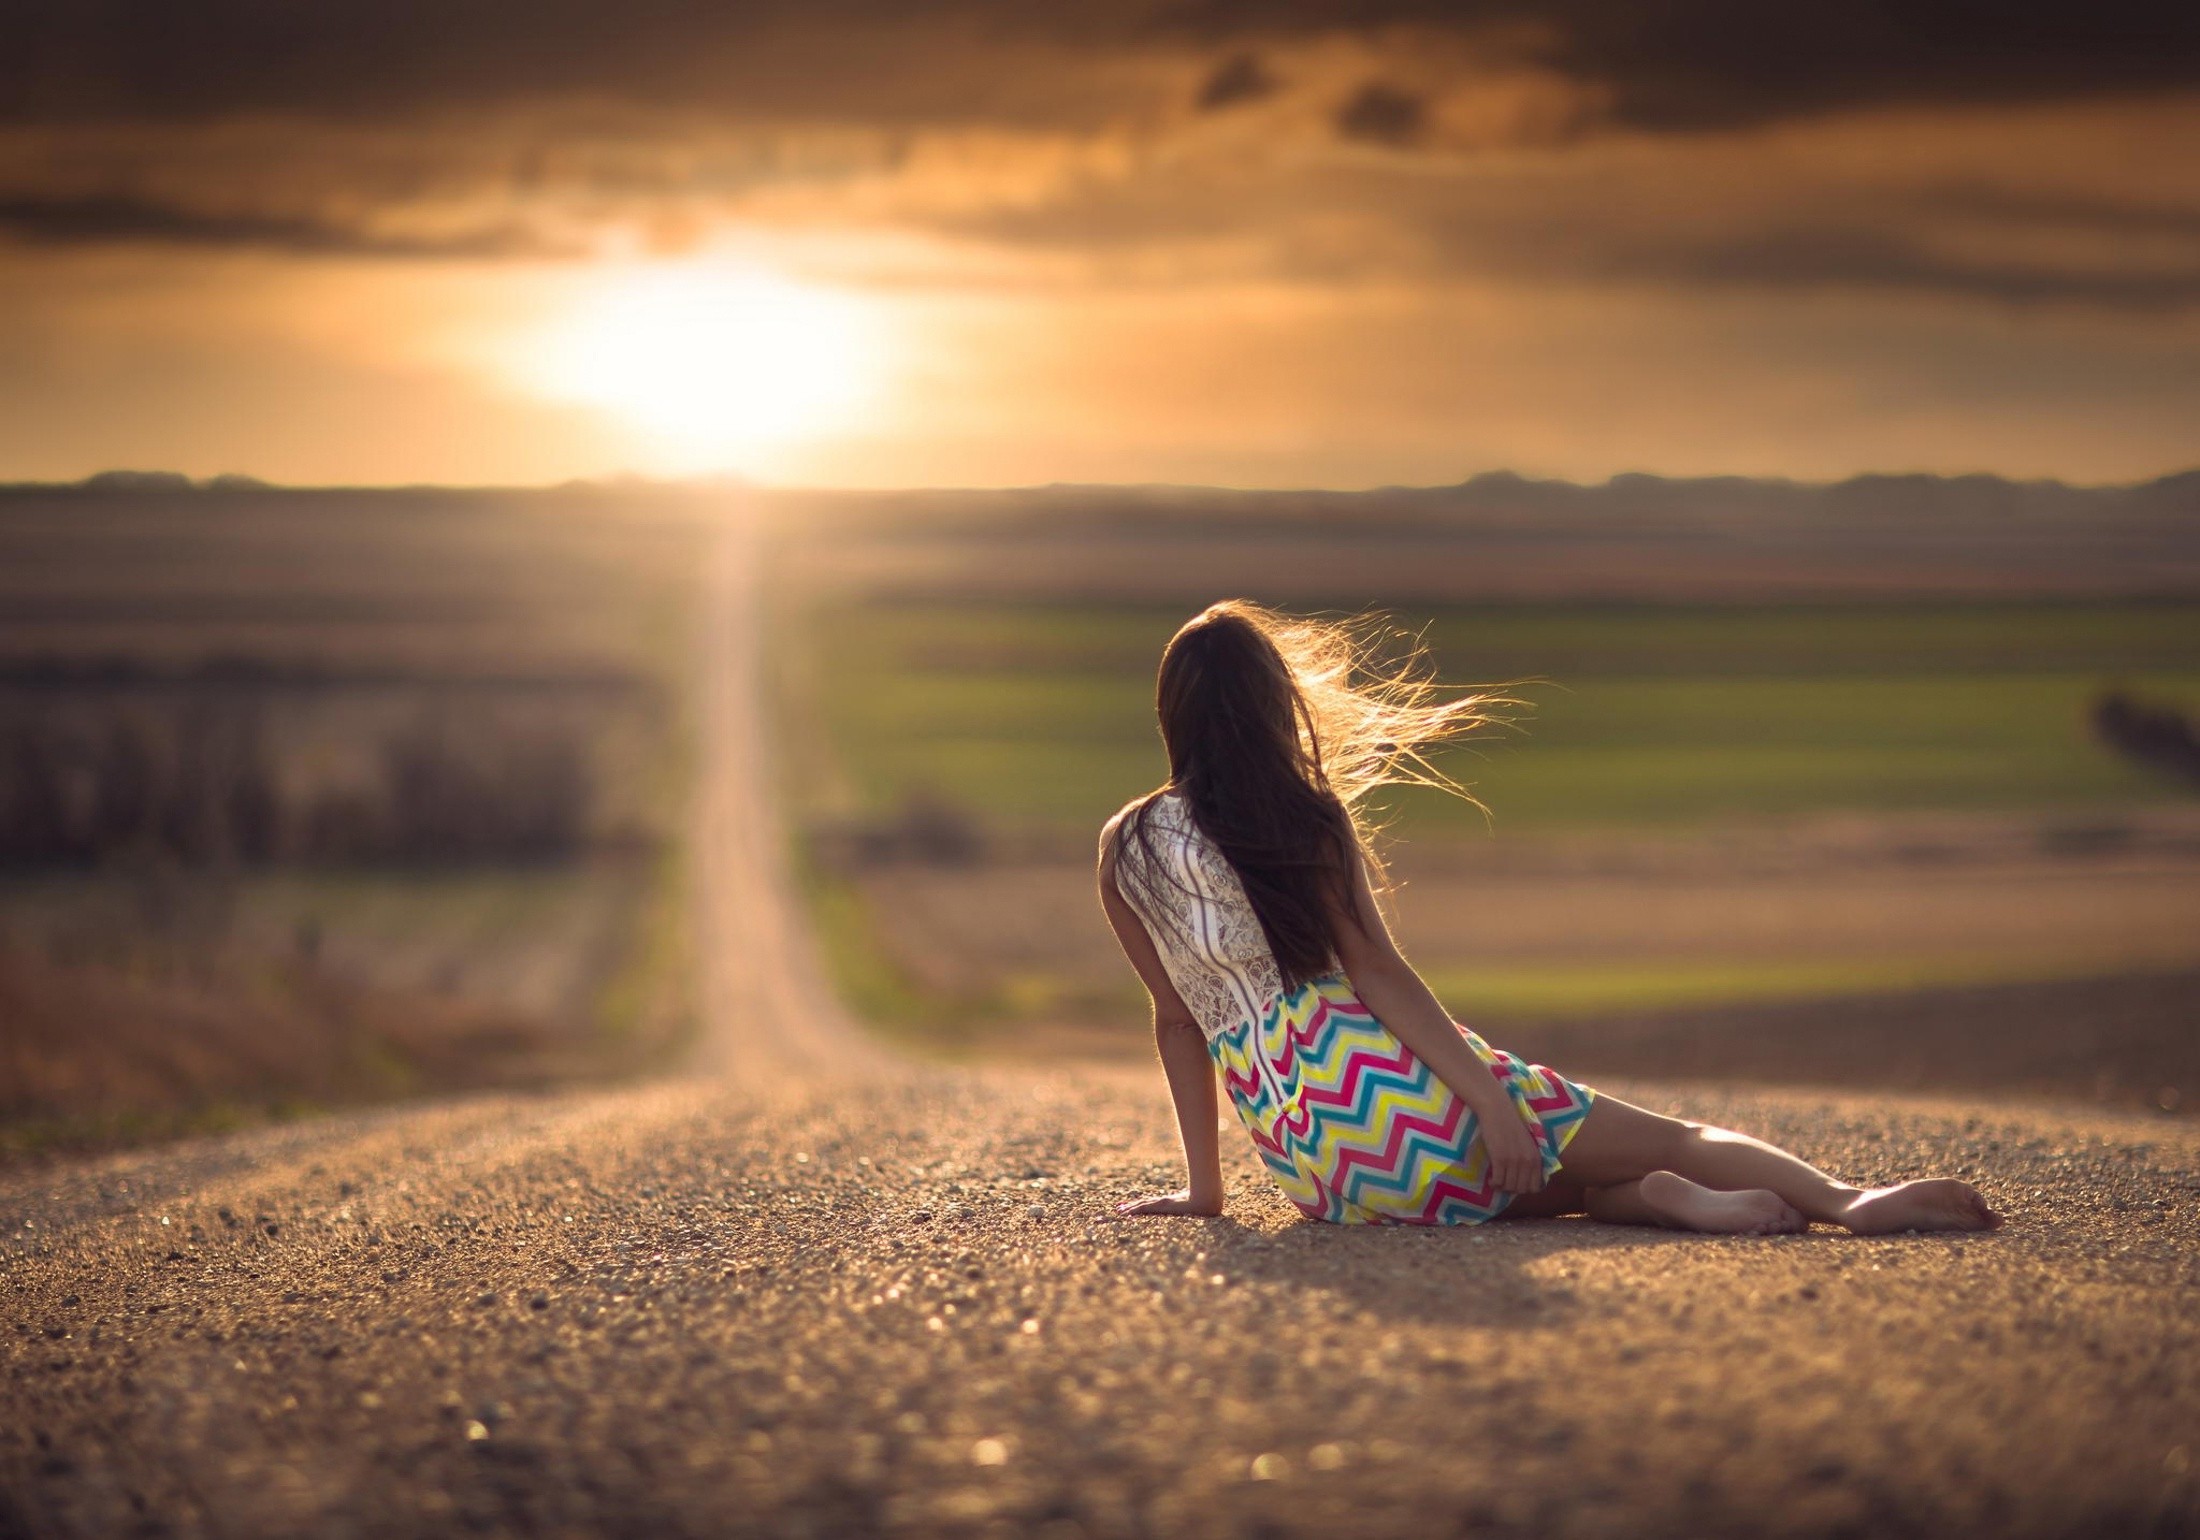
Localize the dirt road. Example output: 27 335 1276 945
4 531 2196 1539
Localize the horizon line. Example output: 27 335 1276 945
7 465 2199 500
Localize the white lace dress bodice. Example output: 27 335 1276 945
1113 791 1290 1043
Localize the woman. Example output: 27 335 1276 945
1098 601 2000 1235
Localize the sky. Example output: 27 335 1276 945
2 2 2196 489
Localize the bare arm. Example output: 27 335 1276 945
1327 849 1547 1194
1097 819 1225 1216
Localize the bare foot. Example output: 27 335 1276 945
1839 1178 2001 1235
1639 1170 1808 1235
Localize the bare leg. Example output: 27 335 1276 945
1558 1094 1999 1233
1561 1096 1856 1219
1581 1180 1659 1225
1586 1174 1804 1235
1491 1168 1802 1235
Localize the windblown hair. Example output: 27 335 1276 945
1112 600 1512 991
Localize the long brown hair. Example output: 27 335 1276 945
1112 600 1510 990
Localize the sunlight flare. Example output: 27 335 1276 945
519 262 881 470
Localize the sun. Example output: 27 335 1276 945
522 262 879 471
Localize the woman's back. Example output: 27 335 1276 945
1113 789 1286 1043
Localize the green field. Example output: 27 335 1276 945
780 599 2200 835
772 596 2200 1035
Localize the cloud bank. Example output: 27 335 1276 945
1 0 2196 486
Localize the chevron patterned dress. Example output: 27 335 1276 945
1117 789 1595 1225
1211 973 1593 1224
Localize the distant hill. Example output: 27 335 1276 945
7 465 2198 518
756 466 2200 534
753 469 2200 603
3 470 272 494
6 466 2195 601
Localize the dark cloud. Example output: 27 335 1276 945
1334 83 1425 146
1927 183 2200 242
0 1 1140 129
1167 0 2200 130
1615 226 2200 312
925 143 2200 315
0 0 2192 319
0 193 571 258
3 0 2192 134
1195 53 1276 111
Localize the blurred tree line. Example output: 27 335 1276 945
0 695 594 867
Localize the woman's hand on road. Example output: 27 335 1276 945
1112 1188 1222 1218
1477 1108 1548 1194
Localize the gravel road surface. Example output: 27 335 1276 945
5 1073 2196 1540
4 534 2196 1540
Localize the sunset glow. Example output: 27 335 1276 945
519 264 882 472
1 9 2195 487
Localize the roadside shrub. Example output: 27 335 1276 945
807 788 986 873
2092 689 2200 789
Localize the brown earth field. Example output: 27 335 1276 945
842 815 2200 1115
762 481 2200 605
981 967 2200 1122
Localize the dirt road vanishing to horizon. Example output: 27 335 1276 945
3 527 2196 1540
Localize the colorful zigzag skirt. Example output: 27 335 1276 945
1210 973 1597 1225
